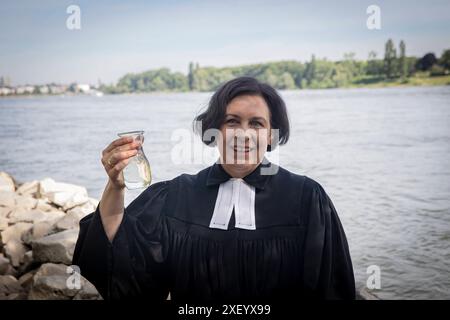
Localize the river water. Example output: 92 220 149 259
1 86 449 299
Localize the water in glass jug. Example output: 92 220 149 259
117 130 152 189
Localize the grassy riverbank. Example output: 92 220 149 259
349 74 450 89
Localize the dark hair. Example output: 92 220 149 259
193 76 290 151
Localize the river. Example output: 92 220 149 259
1 86 449 299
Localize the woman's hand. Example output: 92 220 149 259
101 136 141 190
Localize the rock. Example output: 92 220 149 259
8 208 65 224
35 199 56 212
54 198 98 232
61 194 89 211
30 263 68 278
38 178 89 210
0 256 17 277
16 180 39 197
53 211 83 232
0 172 16 192
66 198 98 217
88 197 99 208
0 175 101 299
13 194 38 210
18 270 37 291
0 292 28 300
0 193 37 212
31 229 78 265
0 207 11 230
3 266 18 278
0 253 10 274
0 216 8 231
4 240 28 267
0 192 15 208
28 263 101 300
72 280 102 300
0 206 11 218
21 220 58 245
1 261 18 278
1 222 33 244
0 275 24 300
17 251 38 275
1 293 28 300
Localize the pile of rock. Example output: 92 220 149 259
0 172 102 300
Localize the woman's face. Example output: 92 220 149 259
218 94 272 175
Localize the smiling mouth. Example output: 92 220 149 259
233 146 255 153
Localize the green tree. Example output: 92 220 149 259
342 52 357 77
399 40 407 79
430 64 446 76
188 62 196 90
332 64 351 87
415 53 437 71
261 69 278 87
278 72 296 89
366 51 383 76
103 39 446 93
304 55 316 85
384 39 397 78
439 49 450 71
309 59 335 88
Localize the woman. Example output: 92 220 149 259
73 77 355 301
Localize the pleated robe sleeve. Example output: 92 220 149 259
301 179 356 299
72 181 171 300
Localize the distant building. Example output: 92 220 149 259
76 84 90 93
0 82 97 97
0 76 11 87
38 86 49 94
15 86 25 94
15 86 35 94
68 83 90 93
48 85 67 94
0 87 13 96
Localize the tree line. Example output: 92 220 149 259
101 39 450 93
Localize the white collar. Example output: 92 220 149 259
209 178 256 230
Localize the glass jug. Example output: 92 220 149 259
117 130 152 189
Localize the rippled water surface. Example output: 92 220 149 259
1 86 449 299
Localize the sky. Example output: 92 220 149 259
1 0 449 85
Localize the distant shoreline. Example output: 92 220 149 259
1 76 449 99
342 74 450 89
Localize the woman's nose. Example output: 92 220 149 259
234 132 251 146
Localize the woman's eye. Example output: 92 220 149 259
226 119 238 124
251 121 263 127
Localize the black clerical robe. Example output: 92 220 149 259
72 159 355 301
